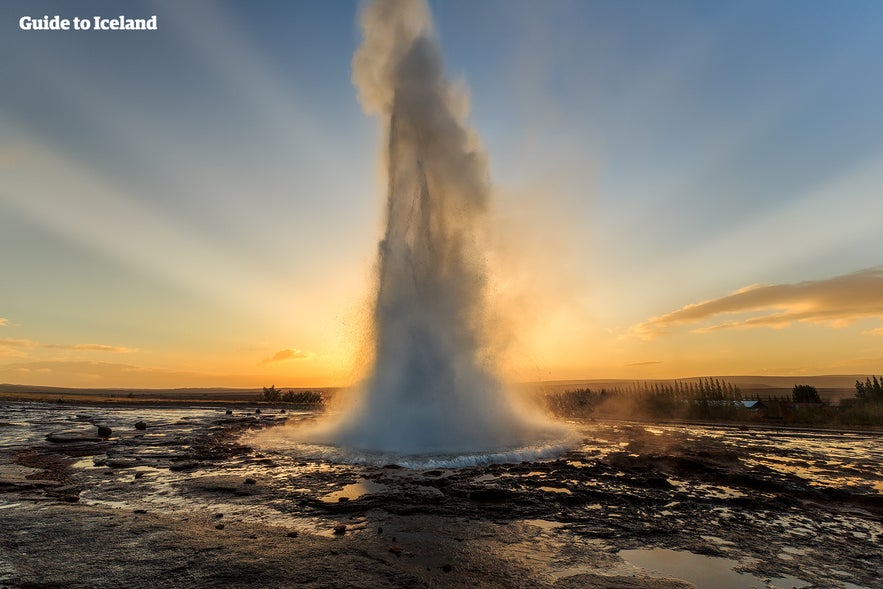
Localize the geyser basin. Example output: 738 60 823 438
258 0 571 462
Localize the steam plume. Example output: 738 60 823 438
258 0 568 459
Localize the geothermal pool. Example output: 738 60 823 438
0 401 880 588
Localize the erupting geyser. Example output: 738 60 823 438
255 0 570 463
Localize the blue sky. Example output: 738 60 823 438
2 0 882 386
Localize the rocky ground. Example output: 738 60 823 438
0 403 880 588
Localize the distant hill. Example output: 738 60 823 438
0 374 871 403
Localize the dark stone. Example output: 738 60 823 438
97 425 112 438
286 531 298 538
215 523 225 530
215 513 224 518
338 497 349 502
442 564 452 573
46 431 102 443
63 495 79 503
280 409 286 413
134 509 147 514
389 545 403 556
469 487 515 502
333 524 347 535
134 421 147 430
255 409 261 415
378 527 383 534
244 478 256 485
225 410 233 415
134 472 145 479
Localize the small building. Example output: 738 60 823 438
741 400 766 411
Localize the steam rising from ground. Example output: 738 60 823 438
253 0 570 461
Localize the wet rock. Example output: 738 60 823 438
46 431 102 443
106 459 139 469
134 421 147 430
168 461 201 472
469 487 516 502
97 426 112 438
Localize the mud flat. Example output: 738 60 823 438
0 402 880 588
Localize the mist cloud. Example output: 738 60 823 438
631 266 883 338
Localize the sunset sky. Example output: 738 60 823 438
2 0 883 388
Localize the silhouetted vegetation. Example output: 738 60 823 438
792 384 821 403
261 385 323 405
544 376 882 429
855 376 883 403
261 385 282 402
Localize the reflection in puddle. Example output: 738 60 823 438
523 519 563 531
539 486 572 494
620 548 809 589
320 480 388 503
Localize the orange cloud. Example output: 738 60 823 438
0 318 7 326
631 266 883 338
263 348 311 364
0 338 136 353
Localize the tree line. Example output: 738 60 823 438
854 376 883 403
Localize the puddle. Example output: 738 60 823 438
620 548 809 589
320 480 388 503
523 519 564 531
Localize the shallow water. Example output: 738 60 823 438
619 548 811 589
1 402 880 588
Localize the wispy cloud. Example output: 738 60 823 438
0 338 136 353
0 318 7 327
631 267 883 339
262 348 312 364
625 360 664 367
